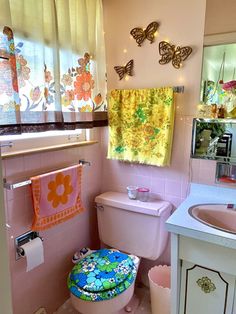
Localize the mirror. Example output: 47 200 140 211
191 118 236 161
200 43 236 114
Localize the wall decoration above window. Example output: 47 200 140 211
158 41 192 69
114 59 134 80
130 21 159 47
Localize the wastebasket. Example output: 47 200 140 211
148 265 171 314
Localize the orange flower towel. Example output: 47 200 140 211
31 165 84 231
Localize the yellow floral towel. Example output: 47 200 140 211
108 87 175 166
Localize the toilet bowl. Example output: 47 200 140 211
68 248 140 314
68 191 172 314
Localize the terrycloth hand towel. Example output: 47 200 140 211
108 87 175 166
31 164 84 231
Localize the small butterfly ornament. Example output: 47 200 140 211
130 21 159 47
114 59 134 80
158 41 192 69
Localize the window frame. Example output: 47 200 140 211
0 128 90 155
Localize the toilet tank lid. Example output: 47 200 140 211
95 192 172 216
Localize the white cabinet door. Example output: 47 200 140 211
179 261 235 314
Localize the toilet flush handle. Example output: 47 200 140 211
96 204 104 211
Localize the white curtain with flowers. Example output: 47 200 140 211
0 0 106 133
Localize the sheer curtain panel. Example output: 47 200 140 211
0 0 107 134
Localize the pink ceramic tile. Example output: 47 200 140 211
6 196 24 222
198 160 217 185
101 183 126 194
4 143 103 314
190 158 200 183
181 178 190 198
42 151 60 168
23 154 42 175
1 159 6 177
163 167 185 181
5 156 25 177
199 159 217 169
164 195 183 209
152 193 165 201
165 180 182 197
151 177 165 194
5 185 29 202
127 163 155 177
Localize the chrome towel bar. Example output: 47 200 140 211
173 85 184 93
3 159 91 190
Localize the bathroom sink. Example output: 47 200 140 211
189 204 236 234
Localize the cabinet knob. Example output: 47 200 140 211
197 276 216 293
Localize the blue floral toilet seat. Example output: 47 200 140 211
68 248 138 302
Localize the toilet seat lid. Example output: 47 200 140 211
69 249 136 294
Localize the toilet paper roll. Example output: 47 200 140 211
20 237 44 272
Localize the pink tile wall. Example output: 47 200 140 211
101 0 207 210
101 116 194 209
100 116 194 266
101 0 207 266
2 131 102 314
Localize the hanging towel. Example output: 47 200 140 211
108 87 175 166
31 164 84 231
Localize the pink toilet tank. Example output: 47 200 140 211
95 192 172 260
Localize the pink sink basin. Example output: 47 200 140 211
189 204 236 234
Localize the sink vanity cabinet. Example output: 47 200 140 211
177 235 236 314
166 184 236 314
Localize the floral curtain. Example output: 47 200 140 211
0 0 107 134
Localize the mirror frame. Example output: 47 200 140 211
204 32 236 47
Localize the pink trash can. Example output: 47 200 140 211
148 265 171 314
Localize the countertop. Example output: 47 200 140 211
166 183 236 249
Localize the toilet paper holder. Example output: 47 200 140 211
15 231 43 260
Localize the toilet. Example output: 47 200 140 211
68 191 172 314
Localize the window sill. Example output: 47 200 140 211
1 140 98 159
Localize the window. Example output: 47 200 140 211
0 0 107 136
0 128 90 155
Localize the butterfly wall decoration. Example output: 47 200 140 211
114 59 134 80
158 41 192 69
130 21 159 47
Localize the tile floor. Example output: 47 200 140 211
56 284 152 314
